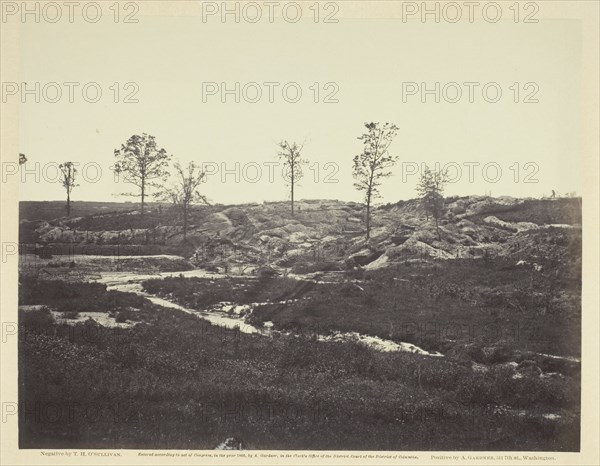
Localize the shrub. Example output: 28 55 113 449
290 261 342 274
19 307 53 327
344 267 365 280
18 281 580 451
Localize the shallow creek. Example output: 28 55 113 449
97 271 444 356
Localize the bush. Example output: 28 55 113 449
339 283 363 297
290 261 342 274
19 277 106 304
18 277 580 451
344 267 365 280
19 307 53 327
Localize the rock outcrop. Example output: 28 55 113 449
23 196 581 272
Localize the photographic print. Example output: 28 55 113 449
1 1 598 465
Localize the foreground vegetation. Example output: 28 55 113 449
19 278 580 450
143 258 581 363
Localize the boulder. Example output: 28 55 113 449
364 254 389 270
282 223 307 233
202 212 234 233
347 248 382 267
391 234 411 245
288 231 308 244
259 227 288 239
255 265 280 278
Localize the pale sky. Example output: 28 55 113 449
15 4 582 204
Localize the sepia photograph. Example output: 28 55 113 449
1 1 598 465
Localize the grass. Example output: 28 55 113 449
142 275 307 308
143 258 580 362
20 201 171 222
16 196 581 450
19 281 580 450
470 198 581 226
20 278 142 308
19 254 194 276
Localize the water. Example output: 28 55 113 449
99 271 443 355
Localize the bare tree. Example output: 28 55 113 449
352 122 399 239
416 166 449 241
58 162 79 217
159 161 208 240
277 140 307 216
113 133 171 216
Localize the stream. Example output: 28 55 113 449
27 268 572 423
95 271 581 368
97 270 444 356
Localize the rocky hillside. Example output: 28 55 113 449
19 196 582 273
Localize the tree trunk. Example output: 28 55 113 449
365 162 377 240
183 204 188 240
291 168 294 216
66 190 71 217
435 216 441 241
140 178 145 217
366 189 372 240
